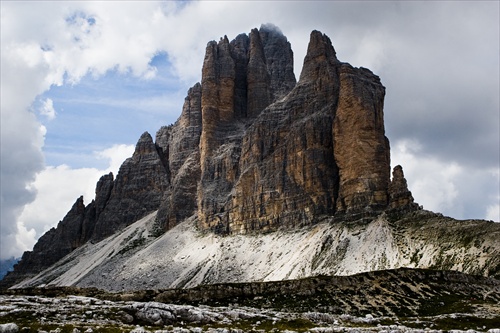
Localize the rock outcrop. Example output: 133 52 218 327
388 165 419 212
2 25 424 288
92 132 170 240
333 64 390 218
154 83 203 231
0 196 88 287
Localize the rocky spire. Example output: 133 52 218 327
246 28 270 117
299 30 339 83
259 24 296 100
388 165 419 211
94 172 113 220
230 33 250 119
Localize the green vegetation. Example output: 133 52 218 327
117 236 147 256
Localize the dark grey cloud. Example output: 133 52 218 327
379 2 499 169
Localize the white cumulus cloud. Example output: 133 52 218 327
14 144 135 256
38 98 56 120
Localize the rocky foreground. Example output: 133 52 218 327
1 268 500 332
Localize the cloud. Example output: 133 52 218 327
486 204 500 222
37 98 56 120
0 49 47 259
8 144 135 259
95 144 135 176
392 139 499 221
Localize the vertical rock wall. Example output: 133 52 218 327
197 25 297 231
154 83 203 231
333 64 390 218
218 31 341 233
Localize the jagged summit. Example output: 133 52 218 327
1 25 433 289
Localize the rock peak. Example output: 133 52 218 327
388 165 420 212
138 131 153 144
71 195 85 214
299 30 338 83
309 30 337 57
133 131 156 158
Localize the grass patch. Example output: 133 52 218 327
434 315 500 330
117 237 146 256
417 294 473 316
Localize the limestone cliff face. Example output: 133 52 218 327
333 64 390 218
92 132 170 240
197 25 297 231
154 83 202 231
3 25 423 288
199 30 394 232
216 31 341 233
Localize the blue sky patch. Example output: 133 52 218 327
39 54 189 168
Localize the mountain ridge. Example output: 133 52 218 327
1 25 497 290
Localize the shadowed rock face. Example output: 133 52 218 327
3 25 421 288
197 25 297 231
0 196 87 287
154 83 203 231
91 132 170 240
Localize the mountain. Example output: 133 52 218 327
1 25 498 290
0 258 19 281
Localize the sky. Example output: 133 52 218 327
1 1 499 260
